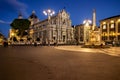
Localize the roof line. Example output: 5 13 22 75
100 15 120 21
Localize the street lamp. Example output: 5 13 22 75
83 19 92 26
43 9 55 46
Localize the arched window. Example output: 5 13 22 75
103 24 106 29
110 23 115 28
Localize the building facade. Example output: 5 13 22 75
0 32 5 44
75 23 93 44
9 13 32 43
100 15 120 43
28 11 39 40
33 9 74 44
8 13 24 43
75 24 84 44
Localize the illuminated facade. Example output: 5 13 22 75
0 32 4 44
28 11 39 40
75 24 84 43
75 22 92 44
33 9 74 44
8 13 23 42
83 20 92 43
100 15 120 43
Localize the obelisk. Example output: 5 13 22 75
92 9 96 30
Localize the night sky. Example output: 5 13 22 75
0 0 120 37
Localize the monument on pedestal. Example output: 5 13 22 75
85 9 104 46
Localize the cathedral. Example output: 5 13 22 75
8 9 74 45
31 9 74 45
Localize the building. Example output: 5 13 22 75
0 32 5 45
8 13 23 43
75 24 84 43
28 11 39 40
75 20 94 44
9 13 31 43
28 10 40 41
32 9 74 45
75 24 90 44
83 20 92 43
100 15 120 44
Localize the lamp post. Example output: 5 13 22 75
43 9 55 46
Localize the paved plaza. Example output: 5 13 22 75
55 46 120 57
0 46 120 80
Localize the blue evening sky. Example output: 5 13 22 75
0 0 120 37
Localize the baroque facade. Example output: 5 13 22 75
32 9 74 44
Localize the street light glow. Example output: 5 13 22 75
11 33 14 36
43 9 55 46
48 9 51 13
83 19 92 26
52 11 55 14
43 9 55 16
43 11 47 15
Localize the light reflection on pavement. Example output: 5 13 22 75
55 46 120 57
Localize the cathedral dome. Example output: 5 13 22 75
29 10 38 19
